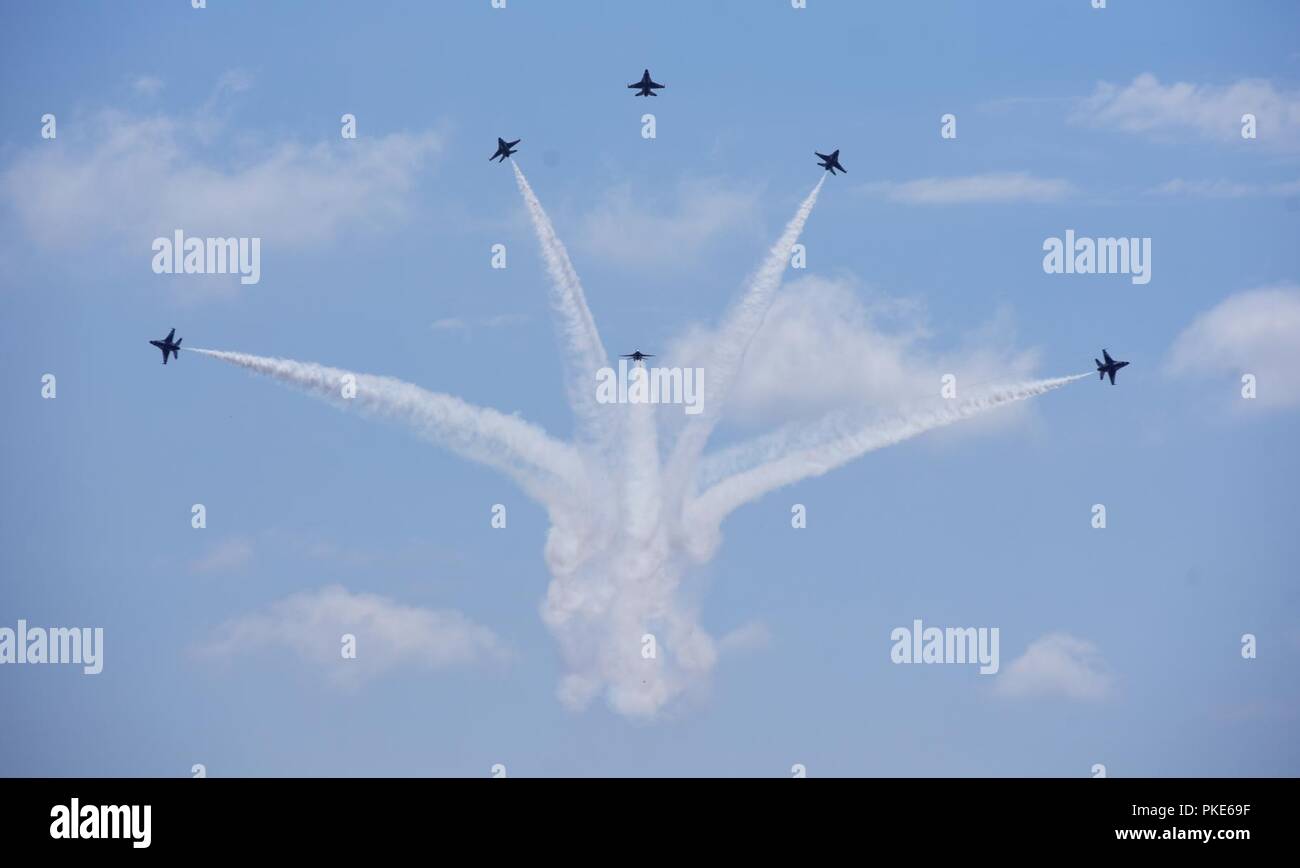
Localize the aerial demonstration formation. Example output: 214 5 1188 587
155 74 1128 387
152 68 1136 722
10 1 1297 792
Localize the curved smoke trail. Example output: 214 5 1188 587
190 171 1091 720
512 161 611 446
687 374 1090 550
665 176 826 492
189 348 585 508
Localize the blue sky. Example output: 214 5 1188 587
1 0 1298 776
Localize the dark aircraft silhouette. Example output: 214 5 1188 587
628 69 664 97
150 328 182 364
815 149 846 175
490 137 520 162
620 350 655 364
1095 349 1129 384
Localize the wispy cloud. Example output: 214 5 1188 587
430 313 531 336
717 621 772 656
1165 285 1300 408
196 584 508 686
131 75 164 97
1072 73 1300 151
671 274 1040 428
859 172 1075 205
976 95 1074 114
994 633 1113 702
1 74 443 257
1147 178 1300 199
189 537 254 575
576 179 761 265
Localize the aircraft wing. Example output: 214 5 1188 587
1102 349 1113 364
1107 369 1116 385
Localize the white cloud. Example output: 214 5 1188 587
717 621 771 656
132 76 164 97
860 172 1075 205
482 312 530 328
994 633 1113 702
1165 286 1300 408
671 274 1040 428
1 83 442 256
189 537 254 575
1148 178 1300 198
213 68 254 97
197 584 507 685
1073 73 1300 151
430 313 530 335
576 179 760 266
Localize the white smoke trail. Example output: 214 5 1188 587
189 348 585 507
541 374 679 718
190 172 1096 721
512 161 610 445
528 174 824 717
687 374 1090 549
665 176 826 489
620 382 662 544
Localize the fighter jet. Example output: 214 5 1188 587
628 69 664 97
150 328 182 364
620 350 655 365
490 137 520 162
1095 349 1129 384
815 149 847 175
